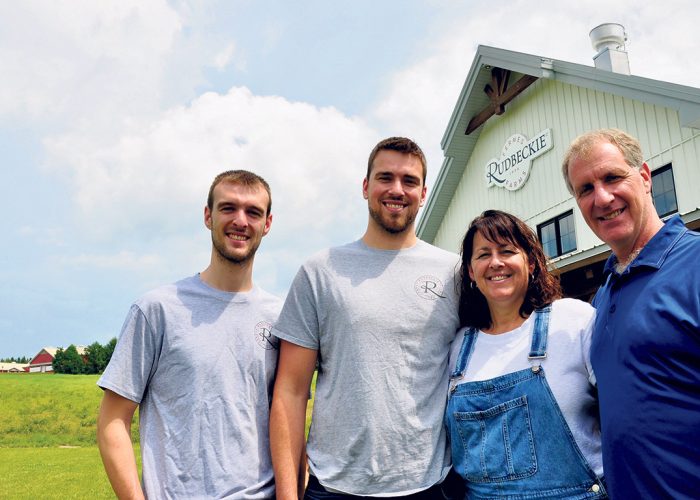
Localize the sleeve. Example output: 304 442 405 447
97 304 161 403
273 264 321 350
580 305 597 387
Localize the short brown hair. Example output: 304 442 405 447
366 137 427 183
207 170 272 215
459 210 562 330
562 128 644 194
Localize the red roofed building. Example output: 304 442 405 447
28 346 87 373
28 347 58 373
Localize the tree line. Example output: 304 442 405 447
53 339 117 374
0 356 31 363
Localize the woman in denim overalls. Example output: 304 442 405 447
446 211 606 499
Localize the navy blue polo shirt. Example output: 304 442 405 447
591 215 700 498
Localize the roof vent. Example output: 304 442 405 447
589 23 630 75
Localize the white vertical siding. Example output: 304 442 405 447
432 77 700 256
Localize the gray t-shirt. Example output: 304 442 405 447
98 275 282 499
275 239 460 496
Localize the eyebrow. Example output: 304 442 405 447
475 242 513 250
217 201 265 212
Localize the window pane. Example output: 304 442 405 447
652 167 677 217
654 170 668 193
664 192 677 213
559 213 576 254
539 222 558 258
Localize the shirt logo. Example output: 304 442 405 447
254 321 278 350
414 275 446 300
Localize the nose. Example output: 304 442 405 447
593 184 614 207
387 178 405 196
488 254 504 268
231 209 249 228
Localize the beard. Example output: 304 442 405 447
368 205 417 235
211 233 261 265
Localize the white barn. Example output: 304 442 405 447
418 25 700 299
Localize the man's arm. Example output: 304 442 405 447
97 389 144 500
270 340 318 500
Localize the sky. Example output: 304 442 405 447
3 0 700 358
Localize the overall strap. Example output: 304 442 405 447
451 327 479 378
528 305 552 360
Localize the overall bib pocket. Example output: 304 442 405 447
452 395 537 483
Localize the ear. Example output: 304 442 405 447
362 177 369 200
640 162 652 194
262 213 273 237
419 185 427 207
467 264 475 283
204 206 212 230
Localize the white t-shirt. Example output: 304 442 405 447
448 298 602 475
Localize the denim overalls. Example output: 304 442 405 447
445 307 606 499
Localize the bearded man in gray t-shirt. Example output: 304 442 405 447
270 138 461 499
97 170 282 499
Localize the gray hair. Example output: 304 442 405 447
561 128 644 194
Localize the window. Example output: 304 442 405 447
651 164 678 218
537 211 576 259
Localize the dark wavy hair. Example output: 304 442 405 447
459 210 562 330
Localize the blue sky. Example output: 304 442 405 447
3 0 700 358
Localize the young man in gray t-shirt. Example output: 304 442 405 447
97 170 282 499
270 138 461 498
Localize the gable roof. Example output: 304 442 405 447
29 346 88 364
417 45 700 243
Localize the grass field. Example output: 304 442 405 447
0 446 140 499
0 374 138 447
0 374 139 499
0 372 316 498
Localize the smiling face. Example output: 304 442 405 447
205 180 272 265
567 140 658 261
363 149 426 236
468 231 534 311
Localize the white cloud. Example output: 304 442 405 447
19 225 65 246
44 86 378 263
0 0 182 122
212 42 238 70
56 250 161 270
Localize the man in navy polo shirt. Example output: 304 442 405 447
562 128 700 498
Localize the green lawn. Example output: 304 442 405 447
0 372 316 498
0 374 139 498
0 373 138 447
0 446 140 499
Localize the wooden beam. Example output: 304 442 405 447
465 69 538 135
485 69 510 115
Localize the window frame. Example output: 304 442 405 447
537 210 576 259
651 163 678 218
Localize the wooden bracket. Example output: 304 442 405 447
465 68 538 135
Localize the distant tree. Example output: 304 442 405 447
53 345 86 374
0 356 29 363
84 342 107 374
104 337 117 365
52 348 66 372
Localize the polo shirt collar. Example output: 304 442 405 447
603 214 687 276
